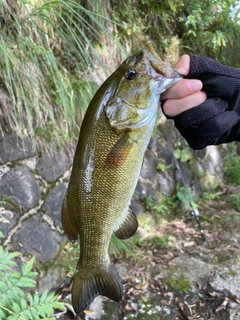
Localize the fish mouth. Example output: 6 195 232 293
143 43 181 78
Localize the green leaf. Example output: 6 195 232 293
12 302 21 314
0 307 7 318
39 289 48 303
44 303 54 315
7 315 18 320
0 246 19 272
21 257 35 276
33 292 39 306
20 297 28 311
27 292 33 306
173 149 181 160
52 300 66 310
29 307 39 320
18 276 36 288
45 291 55 302
0 280 8 292
10 272 22 279
36 304 47 318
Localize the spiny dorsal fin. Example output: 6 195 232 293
114 206 138 240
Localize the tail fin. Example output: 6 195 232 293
72 264 123 315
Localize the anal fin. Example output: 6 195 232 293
61 194 78 243
114 206 138 240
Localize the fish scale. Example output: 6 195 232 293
61 43 182 314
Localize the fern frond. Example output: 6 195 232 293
0 246 20 272
17 291 63 319
0 246 66 319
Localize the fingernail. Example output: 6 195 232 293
189 80 202 92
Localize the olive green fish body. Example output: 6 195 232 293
61 44 182 314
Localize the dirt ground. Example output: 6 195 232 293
55 189 240 320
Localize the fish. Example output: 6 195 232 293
61 43 182 314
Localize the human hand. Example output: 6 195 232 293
161 55 206 117
161 55 240 149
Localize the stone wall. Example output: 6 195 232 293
0 121 224 264
0 132 73 262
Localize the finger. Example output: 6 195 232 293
173 54 190 75
162 91 207 117
161 78 203 100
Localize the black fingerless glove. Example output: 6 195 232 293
173 55 240 149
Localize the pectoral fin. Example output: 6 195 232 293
105 132 133 169
114 206 138 239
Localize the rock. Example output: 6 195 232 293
229 302 240 320
140 151 158 182
13 215 64 262
156 171 175 197
41 183 67 225
101 300 119 320
0 132 36 164
114 262 128 282
148 136 159 154
86 296 103 320
0 211 19 241
193 176 201 199
36 149 72 182
0 165 40 210
175 164 192 188
135 181 159 206
131 198 145 218
38 265 67 295
165 256 211 291
158 141 175 167
201 146 223 180
210 267 240 297
136 181 155 200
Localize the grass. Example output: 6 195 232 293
0 0 124 147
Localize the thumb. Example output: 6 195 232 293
173 55 190 76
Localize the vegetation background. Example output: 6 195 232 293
1 0 240 147
1 0 240 319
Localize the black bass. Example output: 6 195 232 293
61 43 182 314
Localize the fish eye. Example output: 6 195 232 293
125 69 137 80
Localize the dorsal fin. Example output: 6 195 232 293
114 206 138 240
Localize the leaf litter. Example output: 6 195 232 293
54 191 240 319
